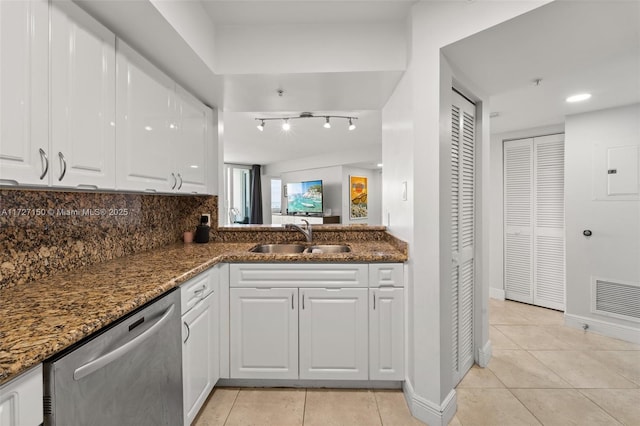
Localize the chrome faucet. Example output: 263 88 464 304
286 219 313 242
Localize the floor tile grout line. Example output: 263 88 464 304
373 389 385 426
506 387 544 426
222 388 241 426
302 387 307 425
575 389 628 426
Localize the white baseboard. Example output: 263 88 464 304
564 313 640 344
477 339 493 368
490 287 505 300
403 380 457 426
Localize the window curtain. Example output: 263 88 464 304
249 164 263 224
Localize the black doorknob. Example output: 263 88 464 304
583 230 592 237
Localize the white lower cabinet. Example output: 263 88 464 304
227 263 405 383
369 287 404 380
0 364 43 426
299 288 368 380
230 288 298 379
181 268 219 425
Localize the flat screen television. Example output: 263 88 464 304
287 180 323 215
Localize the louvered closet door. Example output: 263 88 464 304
533 135 565 310
451 91 476 385
504 139 534 304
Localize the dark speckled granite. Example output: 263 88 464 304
0 189 217 290
0 189 409 386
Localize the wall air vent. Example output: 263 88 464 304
592 278 640 322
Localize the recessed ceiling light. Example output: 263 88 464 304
566 93 591 103
377 163 383 167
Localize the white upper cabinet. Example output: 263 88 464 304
0 0 49 186
116 40 175 193
50 1 116 189
173 86 210 194
116 41 213 194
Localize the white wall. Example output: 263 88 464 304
342 166 382 225
381 2 551 424
215 22 406 74
564 104 640 341
489 124 565 300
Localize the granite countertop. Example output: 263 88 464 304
0 238 407 385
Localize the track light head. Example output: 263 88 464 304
282 118 291 131
348 118 356 131
257 120 265 131
324 117 331 129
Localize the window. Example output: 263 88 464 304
225 164 251 224
271 178 282 213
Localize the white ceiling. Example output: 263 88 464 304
224 110 382 167
201 0 416 25
443 0 640 135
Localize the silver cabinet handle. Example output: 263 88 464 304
38 148 49 180
58 152 67 181
291 293 294 310
73 304 175 381
373 292 376 310
183 320 190 344
171 172 177 189
194 284 206 297
302 294 305 310
177 173 183 190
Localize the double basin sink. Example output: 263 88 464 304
250 244 351 254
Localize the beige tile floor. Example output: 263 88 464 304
194 299 640 425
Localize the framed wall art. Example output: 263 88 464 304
349 175 368 219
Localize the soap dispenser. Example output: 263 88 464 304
195 215 210 243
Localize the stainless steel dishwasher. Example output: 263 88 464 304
43 289 183 426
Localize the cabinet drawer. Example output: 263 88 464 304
180 271 212 315
369 264 404 288
230 264 368 288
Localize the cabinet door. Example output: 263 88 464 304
0 0 48 185
174 86 209 194
369 288 404 380
116 41 175 192
182 297 214 426
0 364 43 426
230 288 298 379
299 288 368 380
50 1 116 189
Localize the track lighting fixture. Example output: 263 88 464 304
254 112 358 131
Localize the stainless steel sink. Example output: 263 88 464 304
250 244 306 254
249 244 351 254
304 245 351 254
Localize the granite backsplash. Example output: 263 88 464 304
0 189 217 290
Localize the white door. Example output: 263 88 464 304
299 288 368 380
369 287 404 380
230 288 298 379
0 0 49 185
503 139 534 304
182 296 214 426
174 86 208 194
116 41 174 192
532 135 565 310
451 91 476 385
504 135 565 310
50 1 116 189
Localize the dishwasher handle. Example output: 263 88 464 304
73 304 176 381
